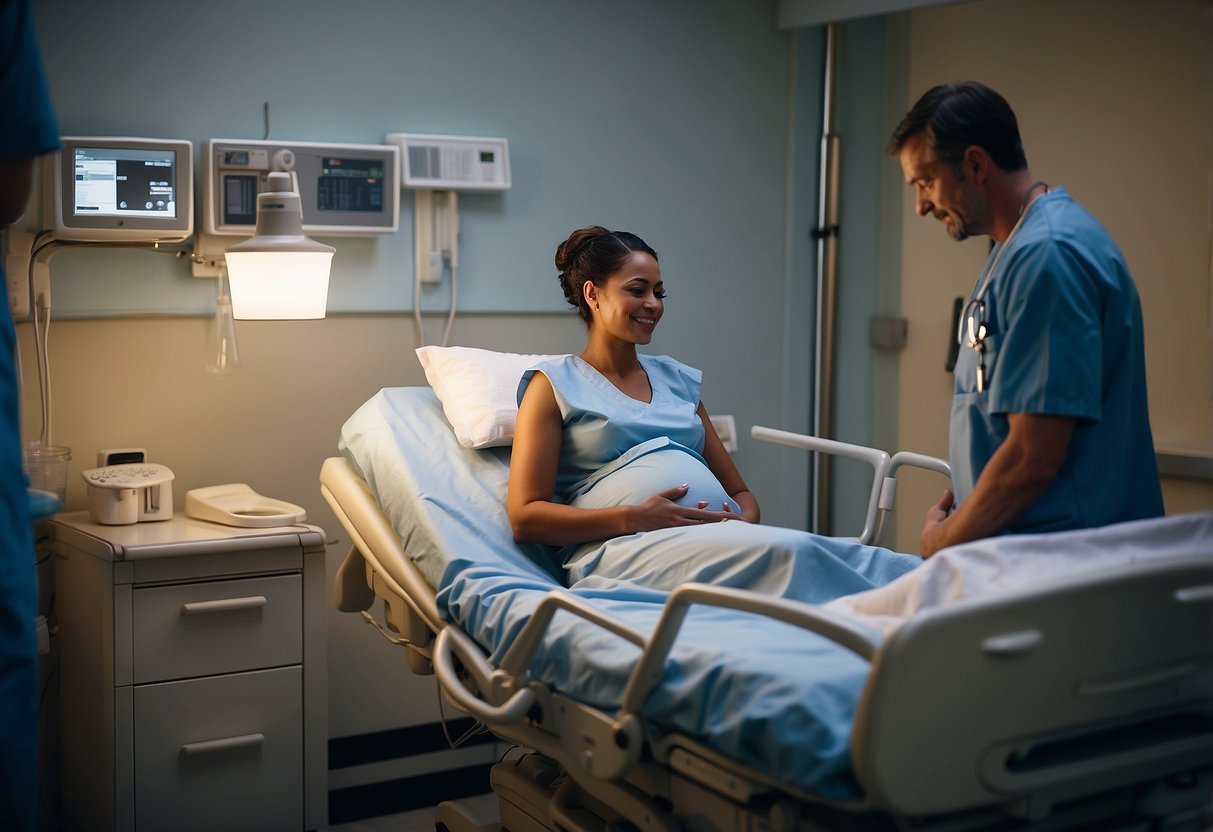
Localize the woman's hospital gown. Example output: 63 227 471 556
519 355 921 600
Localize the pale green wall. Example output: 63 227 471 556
28 0 902 536
35 0 791 319
30 0 862 532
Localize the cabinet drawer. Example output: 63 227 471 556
131 573 301 682
133 666 302 832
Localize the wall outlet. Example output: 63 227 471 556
870 315 908 350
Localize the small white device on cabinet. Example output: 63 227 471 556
81 462 174 525
185 483 306 528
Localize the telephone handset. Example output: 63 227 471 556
81 463 174 525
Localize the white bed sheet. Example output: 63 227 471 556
827 510 1213 635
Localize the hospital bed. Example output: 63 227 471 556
321 382 1213 832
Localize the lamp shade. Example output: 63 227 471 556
224 172 335 320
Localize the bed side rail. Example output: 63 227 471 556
751 426 950 545
432 584 879 787
435 626 538 724
619 583 880 714
751 426 890 544
437 624 684 829
433 592 653 784
853 554 1213 819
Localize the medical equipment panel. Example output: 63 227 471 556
389 132 510 191
202 139 400 236
43 137 194 242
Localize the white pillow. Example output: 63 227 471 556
416 346 566 448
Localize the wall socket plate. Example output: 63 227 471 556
869 315 908 350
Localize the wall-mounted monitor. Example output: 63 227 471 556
44 137 193 242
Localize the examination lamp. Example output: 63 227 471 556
223 171 334 320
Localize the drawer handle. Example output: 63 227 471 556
180 732 265 756
180 595 268 616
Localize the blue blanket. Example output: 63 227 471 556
341 386 1212 800
339 386 892 797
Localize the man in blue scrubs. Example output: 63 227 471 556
1 0 60 828
888 81 1163 557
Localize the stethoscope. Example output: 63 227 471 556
956 181 1049 393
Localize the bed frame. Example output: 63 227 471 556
320 452 1213 831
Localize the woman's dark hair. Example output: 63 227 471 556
555 226 658 325
887 81 1028 175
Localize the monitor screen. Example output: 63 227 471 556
47 137 193 242
316 157 385 213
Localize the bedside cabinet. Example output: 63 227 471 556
51 512 328 832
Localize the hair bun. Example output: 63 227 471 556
555 225 610 273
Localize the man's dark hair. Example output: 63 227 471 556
887 81 1028 174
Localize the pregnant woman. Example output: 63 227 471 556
506 226 920 602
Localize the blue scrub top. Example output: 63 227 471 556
950 188 1163 534
1 1 60 829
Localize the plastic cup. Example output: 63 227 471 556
23 442 72 506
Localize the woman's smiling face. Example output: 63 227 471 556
588 251 665 344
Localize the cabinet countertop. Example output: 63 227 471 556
51 511 327 561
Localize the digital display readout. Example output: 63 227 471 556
317 157 384 213
73 147 177 218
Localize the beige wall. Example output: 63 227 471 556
892 0 1213 549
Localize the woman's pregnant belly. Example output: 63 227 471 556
569 448 733 511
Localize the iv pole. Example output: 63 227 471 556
812 23 842 535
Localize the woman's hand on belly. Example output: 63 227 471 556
696 499 749 522
627 484 739 532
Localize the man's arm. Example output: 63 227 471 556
921 412 1074 557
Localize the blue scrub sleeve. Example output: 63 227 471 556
0 0 60 160
0 2 58 829
987 240 1102 421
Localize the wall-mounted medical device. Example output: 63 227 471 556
386 133 511 304
390 133 510 192
43 136 194 242
81 462 174 525
201 139 400 237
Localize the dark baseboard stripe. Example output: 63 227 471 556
329 718 495 770
327 762 494 825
